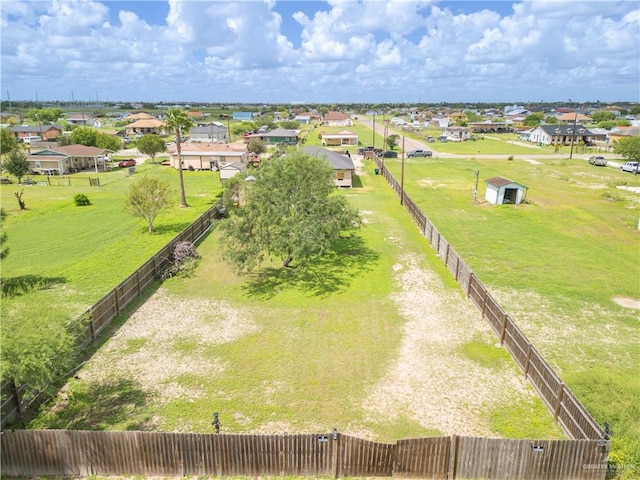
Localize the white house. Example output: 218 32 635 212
320 130 358 147
167 142 248 171
485 177 528 205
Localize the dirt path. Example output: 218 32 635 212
360 254 532 436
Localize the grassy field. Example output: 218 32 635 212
380 153 640 471
25 163 564 444
1 162 223 336
2 136 638 475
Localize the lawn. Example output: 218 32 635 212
379 153 640 471
24 160 564 445
1 162 224 357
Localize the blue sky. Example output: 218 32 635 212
1 0 639 104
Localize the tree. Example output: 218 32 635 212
219 151 360 273
280 120 301 130
70 126 98 146
544 116 558 125
4 149 30 183
0 207 8 260
165 109 195 208
26 107 63 123
123 176 173 233
96 132 122 151
614 136 640 162
1 127 17 155
590 111 616 123
523 113 544 127
386 134 400 150
137 134 167 163
247 138 266 155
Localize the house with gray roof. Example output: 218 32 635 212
303 146 356 188
526 124 594 146
189 124 228 143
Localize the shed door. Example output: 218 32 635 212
503 188 518 204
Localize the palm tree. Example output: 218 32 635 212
165 109 195 208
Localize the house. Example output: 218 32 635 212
555 112 592 123
302 146 356 188
219 162 247 183
442 126 472 142
11 124 63 142
65 113 98 126
248 127 298 145
124 112 156 122
526 125 594 146
608 126 640 145
320 130 358 147
124 119 165 136
189 124 228 143
323 111 353 127
485 177 528 205
167 142 248 171
26 145 110 175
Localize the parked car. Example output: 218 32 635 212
407 149 432 157
382 150 398 158
588 156 607 166
620 161 639 173
118 159 136 168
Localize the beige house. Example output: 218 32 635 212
125 112 156 122
26 145 110 175
125 119 165 136
302 146 355 188
321 130 358 147
322 111 353 127
167 142 248 171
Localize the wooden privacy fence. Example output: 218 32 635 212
0 430 610 480
0 201 227 429
371 156 604 441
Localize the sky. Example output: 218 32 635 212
1 0 639 104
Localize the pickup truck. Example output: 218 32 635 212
407 149 433 157
588 156 607 166
620 161 639 173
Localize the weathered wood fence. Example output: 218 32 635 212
371 155 604 441
0 202 227 429
0 430 609 479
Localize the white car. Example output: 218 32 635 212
620 161 639 173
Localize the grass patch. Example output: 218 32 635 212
460 334 512 371
490 397 565 439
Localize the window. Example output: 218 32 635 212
336 171 345 180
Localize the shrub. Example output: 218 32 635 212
73 194 91 206
161 241 200 279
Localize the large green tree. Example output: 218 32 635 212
1 127 17 155
4 149 30 183
123 176 173 233
219 151 360 273
96 132 121 151
26 108 63 123
614 136 640 162
70 126 98 146
137 134 167 163
165 109 195 208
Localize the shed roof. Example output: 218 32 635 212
485 176 528 189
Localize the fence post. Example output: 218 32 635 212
481 289 488 318
554 383 565 422
445 243 450 267
454 256 460 282
500 314 508 345
524 343 533 378
115 286 121 316
467 273 474 298
332 432 341 478
447 435 458 479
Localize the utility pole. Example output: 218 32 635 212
400 135 405 206
569 107 578 159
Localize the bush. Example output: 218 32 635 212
162 241 200 279
73 194 91 206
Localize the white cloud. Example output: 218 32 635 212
1 0 638 102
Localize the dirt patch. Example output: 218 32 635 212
78 289 257 402
361 254 531 436
613 296 640 309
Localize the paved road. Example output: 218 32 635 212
359 119 620 164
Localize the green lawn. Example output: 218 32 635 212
380 154 640 471
1 162 223 332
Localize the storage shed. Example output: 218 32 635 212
485 176 528 205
